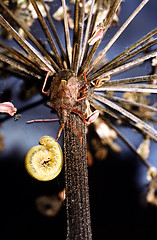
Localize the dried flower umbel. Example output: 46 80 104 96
0 0 157 239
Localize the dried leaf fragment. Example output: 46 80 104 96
147 166 157 181
0 102 17 116
137 137 150 161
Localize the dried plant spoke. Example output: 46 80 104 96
72 0 85 74
61 0 72 65
95 74 157 87
0 52 42 79
0 1 58 69
79 0 122 74
94 84 157 94
0 14 56 73
102 93 157 115
93 94 157 141
1 0 157 239
89 28 157 81
39 0 67 63
106 121 151 168
30 0 63 68
103 38 157 73
90 50 157 81
0 41 40 72
79 0 95 66
88 0 150 73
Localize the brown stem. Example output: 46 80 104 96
63 100 92 240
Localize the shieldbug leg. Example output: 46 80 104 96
78 71 88 93
67 120 82 145
27 118 59 123
42 70 51 96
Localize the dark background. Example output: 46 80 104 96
0 0 157 239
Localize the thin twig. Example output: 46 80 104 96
88 0 150 73
93 94 157 141
89 28 157 81
39 0 67 63
89 50 157 81
61 0 72 65
0 52 42 79
93 74 157 86
102 38 157 74
0 41 40 72
30 0 63 69
0 1 58 70
106 120 151 168
94 84 157 94
79 0 122 74
72 0 85 74
79 0 95 66
0 14 57 72
102 93 157 114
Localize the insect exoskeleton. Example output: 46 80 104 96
25 136 63 181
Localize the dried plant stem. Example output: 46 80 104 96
79 0 122 74
96 74 157 86
94 84 157 94
72 0 85 74
90 50 157 80
103 38 157 73
88 0 150 73
64 100 92 240
61 0 72 65
30 0 63 69
0 52 42 79
72 0 79 65
93 94 157 141
39 0 67 63
102 94 157 117
79 0 95 66
89 28 157 81
0 41 39 72
107 121 151 168
0 15 57 72
0 1 58 70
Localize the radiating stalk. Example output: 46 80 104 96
72 0 85 74
0 41 39 72
61 0 72 65
107 121 151 168
93 75 157 87
89 50 157 81
30 0 63 69
39 0 67 63
102 93 157 114
79 0 122 74
93 94 157 141
0 1 58 70
0 52 42 79
79 0 95 66
0 14 57 72
88 0 150 73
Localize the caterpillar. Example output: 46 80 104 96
25 136 63 181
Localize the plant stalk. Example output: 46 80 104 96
64 100 92 240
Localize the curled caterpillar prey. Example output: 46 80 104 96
25 136 63 181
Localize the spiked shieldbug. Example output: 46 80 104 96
28 68 99 143
47 69 80 140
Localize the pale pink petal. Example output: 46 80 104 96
0 102 17 116
86 110 99 125
88 27 104 45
